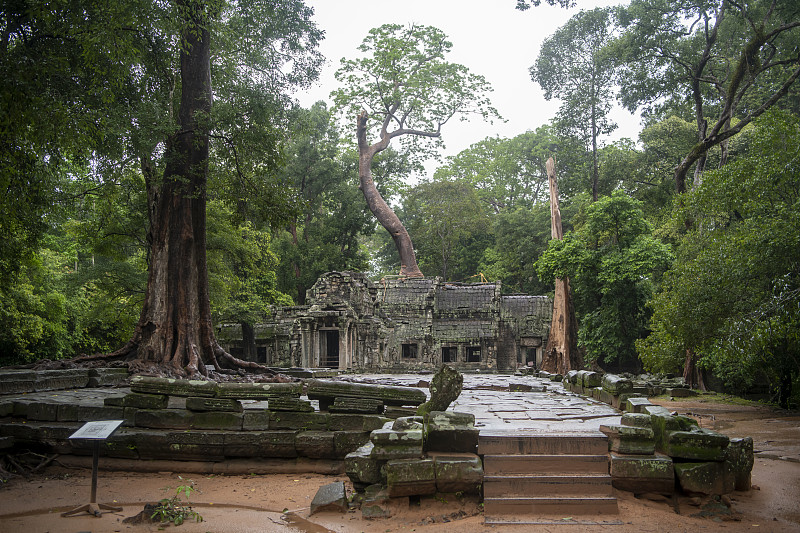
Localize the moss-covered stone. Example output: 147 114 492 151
185 396 243 412
268 411 329 431
424 411 479 454
600 424 655 455
295 430 336 458
306 379 426 407
674 461 735 495
216 381 301 400
602 374 633 395
726 437 754 491
610 452 674 494
130 376 217 397
416 365 462 416
223 430 298 458
385 457 436 497
429 452 483 493
665 428 729 461
105 392 169 409
345 442 383 485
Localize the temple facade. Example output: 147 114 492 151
217 271 552 372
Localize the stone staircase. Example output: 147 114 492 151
480 432 619 524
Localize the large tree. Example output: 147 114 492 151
2 0 323 376
531 7 619 202
614 0 800 192
332 24 500 277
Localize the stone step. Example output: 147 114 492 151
483 496 619 517
483 474 613 497
483 454 609 475
478 432 608 455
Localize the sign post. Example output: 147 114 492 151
62 420 125 518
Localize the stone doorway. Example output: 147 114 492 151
321 329 339 368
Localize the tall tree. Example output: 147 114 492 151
531 7 619 202
332 24 500 277
614 0 800 192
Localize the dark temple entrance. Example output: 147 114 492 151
322 330 339 368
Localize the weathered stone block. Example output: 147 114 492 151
267 396 314 412
134 409 242 430
0 370 36 395
269 411 329 431
666 387 697 397
295 430 336 459
599 389 615 405
328 414 387 432
185 397 243 413
34 369 90 391
621 413 652 428
329 397 384 414
105 392 169 409
130 376 217 397
649 412 698 450
726 437 754 491
345 442 383 485
600 424 655 455
610 453 674 494
582 371 603 388
310 481 348 515
430 452 483 493
242 410 270 430
216 381 301 400
334 431 370 456
591 387 602 400
26 402 59 421
370 424 424 460
223 430 297 458
131 430 225 461
625 397 653 413
665 429 729 461
416 365 463 416
565 370 579 384
57 404 124 422
602 374 633 395
386 457 436 497
674 461 735 495
306 379 426 407
87 368 129 387
424 411 479 454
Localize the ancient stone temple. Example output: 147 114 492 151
217 272 551 372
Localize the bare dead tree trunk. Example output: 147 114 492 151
356 111 422 277
542 157 582 375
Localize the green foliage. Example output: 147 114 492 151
332 23 501 164
536 191 673 368
152 480 203 526
639 110 800 407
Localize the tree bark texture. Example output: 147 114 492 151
356 111 423 277
542 157 582 374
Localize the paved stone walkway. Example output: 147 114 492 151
342 374 622 433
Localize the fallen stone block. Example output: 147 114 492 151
416 365 462 416
626 397 653 413
649 412 698 450
310 481 348 515
582 371 603 388
329 397 384 414
242 410 270 430
674 461 735 495
386 457 436 497
130 376 217 397
185 397 243 413
565 370 580 384
665 429 729 461
345 442 383 486
306 379 426 407
328 414 388 432
621 413 652 428
334 431 370 457
602 374 633 395
610 453 674 494
216 381 301 400
87 368 129 387
666 387 697 398
267 396 314 412
424 411 478 454
600 424 656 455
370 421 424 461
430 452 483 493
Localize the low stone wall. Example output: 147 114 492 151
0 375 432 471
561 370 754 496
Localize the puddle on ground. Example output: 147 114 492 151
283 511 336 533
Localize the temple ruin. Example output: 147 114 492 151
217 271 552 372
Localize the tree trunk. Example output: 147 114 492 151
356 111 423 277
241 322 256 361
682 349 707 391
106 1 273 378
542 157 582 374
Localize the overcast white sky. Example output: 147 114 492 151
295 0 640 172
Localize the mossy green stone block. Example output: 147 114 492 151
665 429 729 461
621 413 652 428
430 452 483 493
306 379 426 406
726 437 754 491
602 374 633 395
295 430 336 459
386 457 436 497
674 461 735 495
600 424 655 455
105 392 169 409
625 397 653 413
610 452 674 494
267 396 313 412
269 411 329 430
424 411 478 454
583 371 603 388
345 442 383 485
